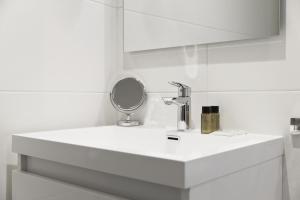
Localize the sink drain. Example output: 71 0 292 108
167 135 180 141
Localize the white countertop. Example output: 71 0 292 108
13 126 282 162
12 126 283 188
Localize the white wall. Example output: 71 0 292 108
0 0 118 199
123 0 300 199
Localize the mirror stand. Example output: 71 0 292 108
118 114 141 127
110 77 146 127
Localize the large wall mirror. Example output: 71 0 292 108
124 0 280 52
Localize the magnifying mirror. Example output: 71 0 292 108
110 77 147 127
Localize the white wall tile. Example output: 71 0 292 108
3 93 113 131
207 92 298 135
208 37 285 64
206 27 288 91
0 0 118 92
205 31 298 91
207 59 291 91
123 45 208 92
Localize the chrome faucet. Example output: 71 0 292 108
162 82 191 131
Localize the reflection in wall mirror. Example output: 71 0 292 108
110 77 147 127
124 0 280 52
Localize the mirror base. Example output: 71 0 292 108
117 120 141 127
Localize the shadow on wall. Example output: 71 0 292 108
6 165 17 200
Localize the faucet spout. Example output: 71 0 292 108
162 97 176 105
162 97 186 106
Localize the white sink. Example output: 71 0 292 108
12 126 283 189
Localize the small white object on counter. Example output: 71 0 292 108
13 126 283 188
212 130 248 137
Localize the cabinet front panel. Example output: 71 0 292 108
12 171 129 200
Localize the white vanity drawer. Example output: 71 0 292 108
12 171 129 200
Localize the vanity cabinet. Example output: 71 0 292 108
124 0 280 52
13 157 282 200
12 126 284 200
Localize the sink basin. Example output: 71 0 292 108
12 126 283 189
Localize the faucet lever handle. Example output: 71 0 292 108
168 81 191 97
168 81 189 89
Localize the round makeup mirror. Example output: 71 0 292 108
110 77 146 127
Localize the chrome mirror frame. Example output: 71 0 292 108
110 77 147 127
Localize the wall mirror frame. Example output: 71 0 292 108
124 0 280 52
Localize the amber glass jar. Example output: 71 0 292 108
201 106 213 134
211 106 220 131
